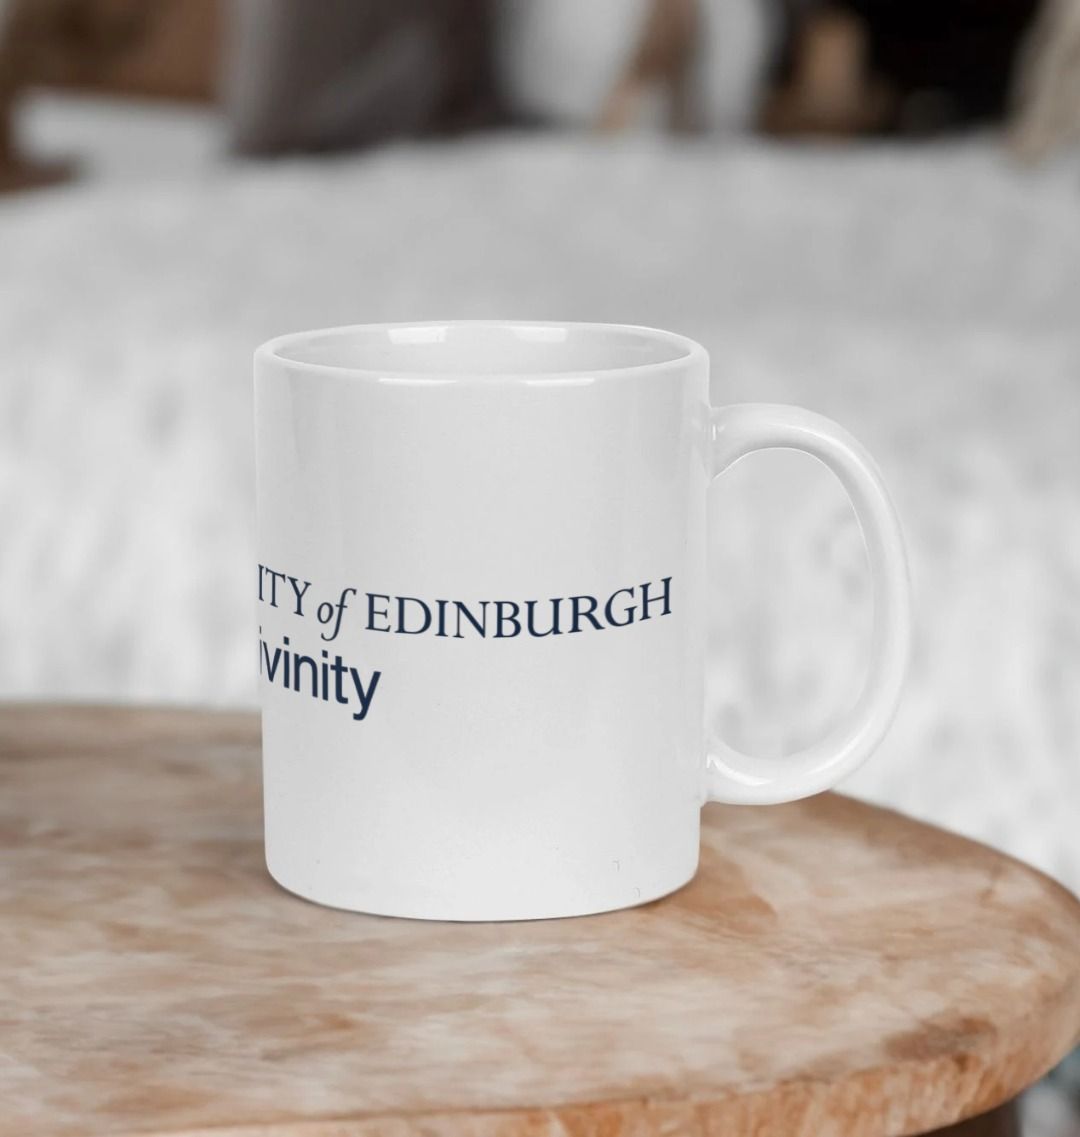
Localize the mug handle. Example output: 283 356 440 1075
706 404 911 804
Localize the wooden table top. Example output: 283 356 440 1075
2 706 1079 1137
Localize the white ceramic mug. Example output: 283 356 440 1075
255 321 909 921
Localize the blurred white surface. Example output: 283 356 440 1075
3 97 1079 900
18 93 224 180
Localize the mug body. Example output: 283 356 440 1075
255 322 709 920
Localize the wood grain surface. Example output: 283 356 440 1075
2 705 1078 1137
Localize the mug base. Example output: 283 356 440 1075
264 856 699 923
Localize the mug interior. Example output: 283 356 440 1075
264 322 699 379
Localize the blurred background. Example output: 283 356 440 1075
1 1 1079 1132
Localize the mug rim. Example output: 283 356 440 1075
256 320 707 383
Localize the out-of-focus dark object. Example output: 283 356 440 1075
225 0 501 155
1010 0 1080 159
0 0 66 191
598 0 699 130
759 6 890 136
0 0 218 193
762 0 1040 136
1 0 217 100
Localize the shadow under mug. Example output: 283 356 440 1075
254 321 910 921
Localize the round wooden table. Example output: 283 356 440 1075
2 706 1078 1137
